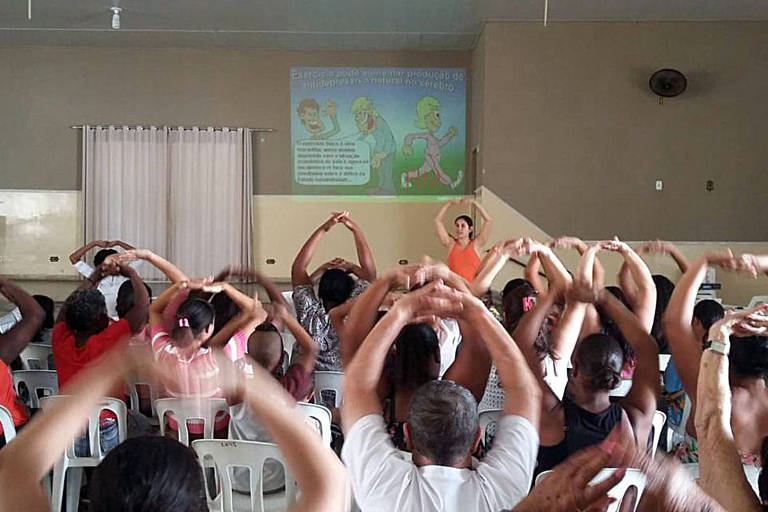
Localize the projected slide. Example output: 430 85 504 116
290 67 466 196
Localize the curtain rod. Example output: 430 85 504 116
70 125 275 132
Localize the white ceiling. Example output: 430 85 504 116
1 0 767 51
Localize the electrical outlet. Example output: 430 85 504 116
655 180 663 191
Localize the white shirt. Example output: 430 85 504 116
342 414 538 512
73 260 141 320
0 308 22 334
437 318 461 378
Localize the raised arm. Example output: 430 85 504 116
433 200 457 248
550 236 605 289
116 249 187 283
637 240 691 274
108 239 136 251
468 198 493 248
603 239 656 333
206 283 266 348
730 253 768 278
471 239 523 298
235 357 350 511
695 309 767 512
69 239 107 264
524 253 547 296
291 212 347 287
276 304 320 374
0 278 44 365
339 215 377 282
117 264 150 334
598 289 659 446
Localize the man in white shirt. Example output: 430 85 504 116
341 277 542 512
70 240 140 320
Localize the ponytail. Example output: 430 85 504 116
170 298 214 348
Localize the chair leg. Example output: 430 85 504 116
51 460 67 512
65 467 83 512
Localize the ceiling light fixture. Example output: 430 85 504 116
111 7 122 30
543 0 548 27
28 0 32 19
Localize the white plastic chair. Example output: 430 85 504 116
478 409 501 449
658 354 671 372
19 343 55 370
281 351 290 376
609 379 633 397
747 295 768 308
0 405 16 444
155 397 230 446
312 371 343 409
744 464 760 497
12 370 58 409
650 410 666 458
536 468 646 511
296 402 332 446
126 378 160 425
41 395 127 512
281 291 297 319
192 439 297 512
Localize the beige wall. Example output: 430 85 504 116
476 21 768 241
0 46 469 191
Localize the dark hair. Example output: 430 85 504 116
501 278 532 300
454 215 474 239
391 323 440 390
171 299 215 349
407 380 478 466
574 333 623 392
501 281 537 332
32 295 55 329
651 275 675 352
595 292 636 369
318 269 354 307
115 280 153 319
759 436 768 504
730 335 768 379
90 436 204 512
209 293 240 337
93 248 118 267
64 289 107 333
693 300 725 332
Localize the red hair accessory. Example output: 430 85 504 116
177 317 190 328
522 296 535 313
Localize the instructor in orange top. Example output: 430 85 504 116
434 197 493 282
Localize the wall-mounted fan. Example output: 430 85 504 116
649 69 687 98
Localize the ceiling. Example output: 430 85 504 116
1 0 768 51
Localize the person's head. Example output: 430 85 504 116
651 275 675 350
297 98 325 135
692 299 725 342
405 380 480 467
171 298 215 350
413 96 441 133
350 96 377 134
115 280 153 320
571 333 623 394
391 323 441 391
453 215 474 240
31 295 55 340
318 269 355 310
64 289 108 334
501 278 532 300
501 280 537 332
93 248 118 267
729 335 768 381
246 323 284 375
90 436 204 512
209 293 240 338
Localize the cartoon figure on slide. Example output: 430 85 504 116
350 96 396 194
297 99 340 140
401 96 462 189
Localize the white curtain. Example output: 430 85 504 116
83 125 168 280
83 126 253 280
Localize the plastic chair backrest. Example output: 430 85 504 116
12 370 58 409
536 468 646 511
296 402 332 446
127 378 160 421
650 410 667 458
155 397 229 446
658 354 671 372
312 371 343 409
39 395 127 460
281 351 290 375
19 343 54 370
282 291 297 318
0 405 16 443
743 464 760 496
192 439 297 512
609 379 633 397
478 409 501 449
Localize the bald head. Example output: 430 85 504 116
247 325 283 373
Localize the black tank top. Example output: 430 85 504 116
536 396 623 476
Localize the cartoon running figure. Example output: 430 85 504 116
350 96 396 194
297 99 340 140
401 96 462 189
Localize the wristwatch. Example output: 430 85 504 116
705 339 729 356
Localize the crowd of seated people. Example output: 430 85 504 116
0 202 766 511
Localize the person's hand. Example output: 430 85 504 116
599 236 631 255
629 451 701 512
402 144 413 157
96 240 111 248
519 238 549 256
383 264 429 291
637 240 671 255
513 429 626 512
458 197 473 206
248 295 269 326
321 211 348 231
390 280 465 325
447 127 458 138
371 154 383 169
117 248 153 261
98 257 121 276
707 304 768 342
183 276 216 291
727 253 766 278
549 236 586 251
339 215 359 232
567 281 601 305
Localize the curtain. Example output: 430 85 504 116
83 126 253 280
83 125 169 280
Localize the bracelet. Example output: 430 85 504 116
705 340 729 356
